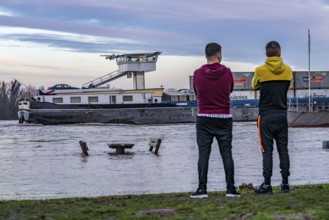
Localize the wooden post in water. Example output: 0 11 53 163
149 138 162 155
79 141 89 156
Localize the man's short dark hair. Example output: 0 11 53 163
266 41 281 57
205 43 221 58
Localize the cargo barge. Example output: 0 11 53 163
17 52 329 126
17 85 259 125
228 70 329 127
17 87 198 125
17 52 198 125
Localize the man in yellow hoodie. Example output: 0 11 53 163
252 41 292 194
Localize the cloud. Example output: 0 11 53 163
0 6 14 16
2 0 329 25
0 26 146 54
22 0 327 21
0 15 171 38
0 20 197 56
0 56 91 73
0 14 188 49
0 0 328 71
75 19 101 25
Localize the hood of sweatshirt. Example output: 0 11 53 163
199 63 228 80
265 57 287 75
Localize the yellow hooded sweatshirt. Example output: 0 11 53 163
252 57 292 89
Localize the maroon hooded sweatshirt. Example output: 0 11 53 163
193 63 234 115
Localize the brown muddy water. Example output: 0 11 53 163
0 121 328 200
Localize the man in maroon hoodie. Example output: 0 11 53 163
191 42 240 198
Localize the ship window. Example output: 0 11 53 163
179 96 187 101
70 97 81 103
53 97 63 104
88 96 99 103
123 95 133 102
171 96 178 101
110 95 116 104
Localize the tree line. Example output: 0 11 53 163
0 80 35 120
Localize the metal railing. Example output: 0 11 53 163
288 97 329 112
82 70 126 88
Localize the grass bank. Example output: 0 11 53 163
0 184 328 220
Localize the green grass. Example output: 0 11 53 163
0 184 328 220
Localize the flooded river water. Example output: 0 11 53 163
0 120 328 200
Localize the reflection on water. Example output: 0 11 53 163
0 121 328 200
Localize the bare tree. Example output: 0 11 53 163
0 81 35 120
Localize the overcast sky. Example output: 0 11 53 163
0 0 329 89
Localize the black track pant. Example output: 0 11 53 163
257 113 290 184
196 116 235 190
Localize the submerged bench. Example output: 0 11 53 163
108 143 134 154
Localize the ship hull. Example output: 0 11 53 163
19 102 259 125
288 110 329 127
25 107 197 125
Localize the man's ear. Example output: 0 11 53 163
217 52 222 62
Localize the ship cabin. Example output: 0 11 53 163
32 87 164 105
162 88 196 106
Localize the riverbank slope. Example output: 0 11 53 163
1 184 328 219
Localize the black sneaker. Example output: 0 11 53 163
190 188 208 198
281 183 290 193
254 183 273 194
226 187 241 198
